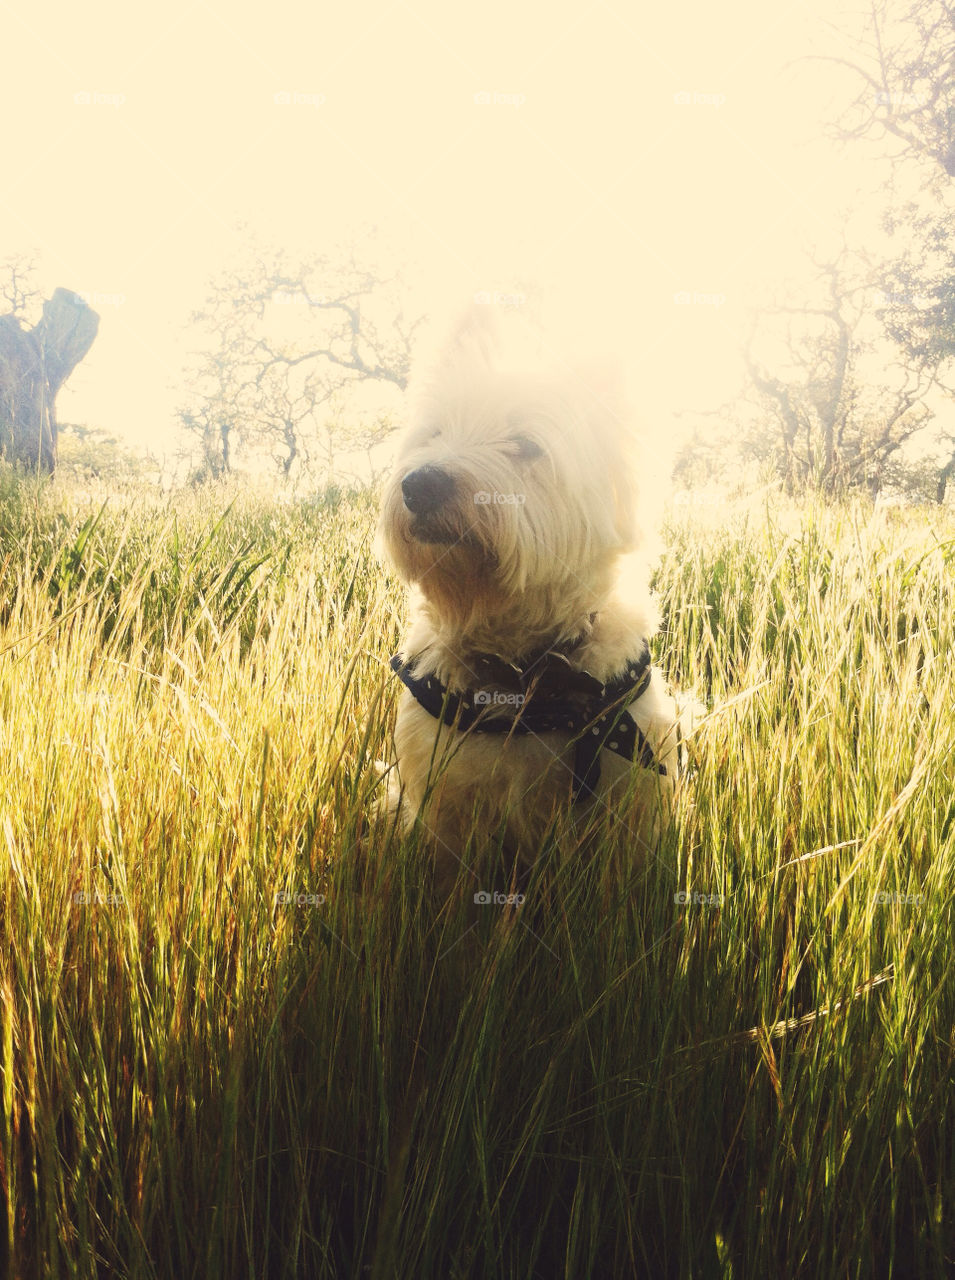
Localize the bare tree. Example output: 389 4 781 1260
741 250 940 495
816 2 955 498
180 238 424 479
1 252 42 322
823 0 955 179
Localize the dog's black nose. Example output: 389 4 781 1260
401 466 455 516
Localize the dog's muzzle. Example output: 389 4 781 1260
401 465 455 516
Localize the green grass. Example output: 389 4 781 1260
1 470 953 1277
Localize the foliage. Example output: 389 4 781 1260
750 251 942 494
56 424 160 486
881 203 955 364
675 246 945 499
713 0 955 502
876 203 955 499
827 0 955 181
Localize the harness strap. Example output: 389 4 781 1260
389 643 666 802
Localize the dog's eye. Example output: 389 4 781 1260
510 436 543 460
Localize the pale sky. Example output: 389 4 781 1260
1 0 897 458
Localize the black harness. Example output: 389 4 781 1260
390 639 666 803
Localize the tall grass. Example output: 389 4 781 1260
0 471 953 1277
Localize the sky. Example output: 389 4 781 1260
0 0 902 462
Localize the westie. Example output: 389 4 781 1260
377 309 687 896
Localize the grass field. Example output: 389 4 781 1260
0 469 953 1278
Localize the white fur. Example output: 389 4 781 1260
376 308 686 894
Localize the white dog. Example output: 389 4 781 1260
377 309 686 896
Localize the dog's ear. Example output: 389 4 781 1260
575 361 642 551
405 305 500 410
611 464 640 550
442 303 501 367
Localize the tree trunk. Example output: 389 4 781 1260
937 452 955 504
0 288 99 471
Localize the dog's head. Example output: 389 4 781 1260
378 307 642 628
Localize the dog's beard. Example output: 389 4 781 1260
392 528 502 630
407 512 472 548
396 510 499 574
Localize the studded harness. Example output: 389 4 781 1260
390 636 666 802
